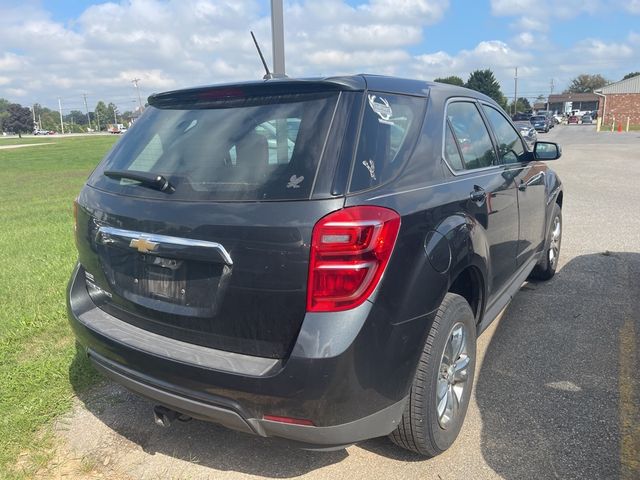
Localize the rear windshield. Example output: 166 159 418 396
89 92 340 201
530 116 545 121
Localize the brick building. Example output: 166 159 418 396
596 74 640 126
546 93 599 114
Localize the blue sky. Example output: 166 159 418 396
1 0 639 112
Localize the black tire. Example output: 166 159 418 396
389 293 476 457
530 203 562 281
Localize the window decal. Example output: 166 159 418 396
367 94 394 125
362 159 376 180
286 175 304 188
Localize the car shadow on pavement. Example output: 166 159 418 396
67 360 347 478
66 251 639 478
475 252 639 480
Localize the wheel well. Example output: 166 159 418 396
556 191 563 208
448 266 483 323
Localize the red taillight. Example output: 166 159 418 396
307 206 401 312
263 415 315 426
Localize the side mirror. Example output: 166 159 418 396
534 141 562 160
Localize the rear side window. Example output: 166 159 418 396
444 124 464 170
446 101 497 171
349 93 426 192
90 93 339 201
482 105 526 164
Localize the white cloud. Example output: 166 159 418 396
491 0 601 18
622 0 640 13
412 40 537 91
0 0 638 112
0 0 451 110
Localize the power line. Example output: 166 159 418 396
57 97 65 134
513 67 518 114
82 93 92 130
132 78 143 112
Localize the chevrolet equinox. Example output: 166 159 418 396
68 75 563 456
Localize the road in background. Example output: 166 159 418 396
50 126 640 480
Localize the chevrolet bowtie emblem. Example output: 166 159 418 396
129 237 159 253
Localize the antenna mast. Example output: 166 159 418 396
250 31 271 79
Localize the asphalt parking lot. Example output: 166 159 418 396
53 125 639 480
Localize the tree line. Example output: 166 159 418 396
435 70 640 113
2 71 639 136
0 99 140 137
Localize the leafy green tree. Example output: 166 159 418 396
0 98 10 132
564 74 608 93
465 69 507 109
65 110 88 126
622 72 640 80
6 104 33 137
94 101 110 130
509 97 531 114
434 75 465 87
107 102 118 124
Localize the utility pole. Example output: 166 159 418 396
113 106 118 124
31 104 36 129
132 78 143 112
270 0 286 77
57 97 65 134
82 94 92 130
513 67 518 115
546 78 554 112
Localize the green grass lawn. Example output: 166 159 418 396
0 136 118 478
0 136 72 146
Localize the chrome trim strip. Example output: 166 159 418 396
365 166 524 201
98 226 233 265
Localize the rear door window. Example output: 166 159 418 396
90 93 339 201
482 105 527 164
446 101 498 171
444 123 464 171
349 93 426 192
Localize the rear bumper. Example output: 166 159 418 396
68 264 428 447
88 348 406 448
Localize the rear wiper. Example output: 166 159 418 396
104 170 175 193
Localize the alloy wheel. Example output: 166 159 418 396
436 322 470 429
548 215 561 268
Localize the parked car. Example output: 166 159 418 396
33 129 49 135
513 120 538 145
512 112 531 121
68 76 563 457
530 115 551 132
535 110 555 128
568 115 579 124
581 114 593 124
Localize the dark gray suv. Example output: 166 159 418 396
68 75 563 456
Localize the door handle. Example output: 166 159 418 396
469 186 486 202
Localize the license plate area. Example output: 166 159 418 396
98 245 227 316
142 256 186 302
